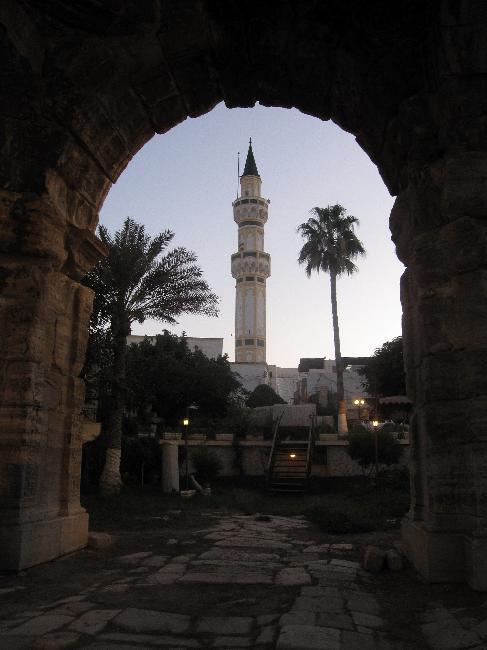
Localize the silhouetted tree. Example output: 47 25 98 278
359 336 406 397
298 205 365 435
84 218 218 494
246 384 286 408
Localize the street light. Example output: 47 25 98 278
183 416 190 490
372 420 379 481
353 398 365 421
182 405 198 490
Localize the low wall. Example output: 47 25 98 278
251 404 317 427
165 439 409 478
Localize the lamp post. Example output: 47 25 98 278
182 404 198 490
353 398 365 422
183 416 190 490
372 420 379 482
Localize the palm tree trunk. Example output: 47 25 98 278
330 271 348 435
99 328 127 494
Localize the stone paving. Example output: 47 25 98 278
1 513 487 648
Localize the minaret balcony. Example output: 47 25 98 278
231 251 271 278
233 198 268 225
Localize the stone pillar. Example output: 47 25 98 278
161 442 180 494
392 155 487 590
0 192 105 570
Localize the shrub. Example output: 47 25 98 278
121 435 161 484
247 384 286 407
347 428 403 474
217 406 256 440
305 501 380 534
191 447 223 484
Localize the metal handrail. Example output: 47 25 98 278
267 412 284 486
305 416 315 480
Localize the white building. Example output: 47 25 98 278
127 335 223 360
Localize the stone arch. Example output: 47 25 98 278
1 1 486 589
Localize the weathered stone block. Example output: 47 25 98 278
88 532 113 550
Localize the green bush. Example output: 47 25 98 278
215 406 256 440
347 428 403 474
121 435 161 484
246 384 286 407
191 447 223 484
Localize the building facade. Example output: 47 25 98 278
127 335 223 360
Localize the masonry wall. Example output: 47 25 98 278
176 439 409 478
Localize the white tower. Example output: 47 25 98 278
231 139 271 363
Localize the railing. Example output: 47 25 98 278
305 416 316 482
266 412 284 488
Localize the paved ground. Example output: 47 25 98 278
1 512 487 649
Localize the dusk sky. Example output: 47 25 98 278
99 102 403 368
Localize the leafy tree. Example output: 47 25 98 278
191 447 223 485
359 336 406 397
297 205 365 435
125 332 244 427
246 384 286 408
83 218 218 494
347 428 403 475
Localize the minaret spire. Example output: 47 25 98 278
231 139 271 363
242 137 260 177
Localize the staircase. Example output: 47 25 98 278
267 417 315 494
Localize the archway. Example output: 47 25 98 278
0 1 486 590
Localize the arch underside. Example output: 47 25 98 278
0 0 486 588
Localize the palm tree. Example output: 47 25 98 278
297 205 365 435
84 218 218 493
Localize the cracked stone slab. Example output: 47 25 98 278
141 555 169 567
303 545 330 554
100 632 202 647
8 614 74 635
347 595 381 614
351 611 385 629
301 586 342 599
171 554 196 563
211 636 253 647
277 624 340 649
30 631 81 648
117 552 152 564
113 607 191 634
196 616 254 635
256 624 278 645
199 549 281 562
317 612 354 630
179 572 273 584
49 601 94 617
329 544 353 552
279 611 316 626
275 568 312 586
293 596 345 614
421 617 482 649
190 559 280 570
215 537 292 549
341 630 377 649
69 609 121 635
329 559 360 569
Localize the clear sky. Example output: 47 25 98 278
99 102 403 367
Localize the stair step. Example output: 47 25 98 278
269 488 305 494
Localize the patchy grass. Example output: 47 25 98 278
82 479 409 534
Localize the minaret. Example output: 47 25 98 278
231 139 271 363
